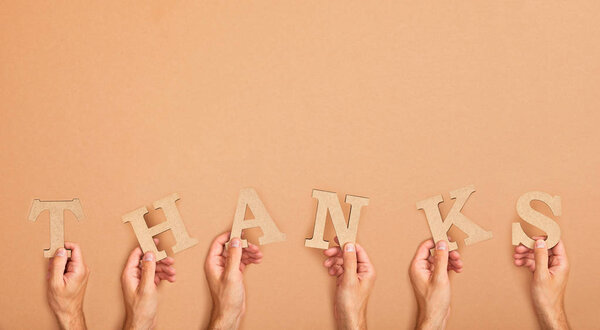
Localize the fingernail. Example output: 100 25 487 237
231 239 240 248
143 252 155 261
56 248 66 257
436 241 447 251
535 240 546 248
345 243 355 252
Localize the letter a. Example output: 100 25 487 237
416 185 492 252
512 191 561 249
28 199 84 258
122 193 198 261
305 189 369 250
228 188 286 248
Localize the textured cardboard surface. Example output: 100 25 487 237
513 191 562 249
305 190 369 249
228 188 286 248
28 199 83 257
122 193 199 261
417 185 493 254
2 2 600 329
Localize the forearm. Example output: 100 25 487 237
54 310 87 330
415 318 443 330
336 317 367 330
415 306 446 330
336 308 367 330
122 310 155 330
536 305 570 330
207 308 242 330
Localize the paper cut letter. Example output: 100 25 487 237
228 188 286 248
122 193 198 261
28 199 84 258
305 189 369 249
512 191 561 249
416 185 493 253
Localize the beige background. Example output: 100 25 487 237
1 1 599 329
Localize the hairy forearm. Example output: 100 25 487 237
536 306 570 330
336 308 367 330
54 310 87 330
415 306 446 330
207 308 241 330
122 309 155 330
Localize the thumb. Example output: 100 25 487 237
225 238 242 277
533 239 549 278
342 243 358 284
139 252 156 291
49 248 68 284
432 240 449 283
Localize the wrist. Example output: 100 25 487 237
123 310 155 330
415 318 442 330
54 309 86 330
336 307 367 330
208 307 242 330
415 307 446 330
536 305 569 330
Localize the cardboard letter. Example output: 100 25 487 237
122 193 198 261
416 185 493 253
228 188 286 248
28 199 83 258
512 191 561 249
305 189 369 249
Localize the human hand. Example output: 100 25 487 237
121 238 176 330
46 242 90 330
322 237 376 330
204 232 263 330
409 239 463 330
513 238 570 330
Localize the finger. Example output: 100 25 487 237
243 250 263 258
449 258 463 269
156 272 176 283
449 250 461 261
513 250 534 259
550 240 567 258
156 263 176 276
158 256 175 266
533 239 549 278
225 238 243 277
525 258 536 272
413 239 435 263
323 246 342 257
139 252 157 291
342 243 358 284
324 257 343 268
356 244 375 280
450 263 463 273
208 232 231 258
124 246 144 273
334 236 340 245
49 248 68 284
515 244 533 254
513 253 535 261
432 240 449 283
246 258 262 265
355 244 372 265
63 242 86 277
245 243 260 253
64 242 83 264
328 264 344 277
